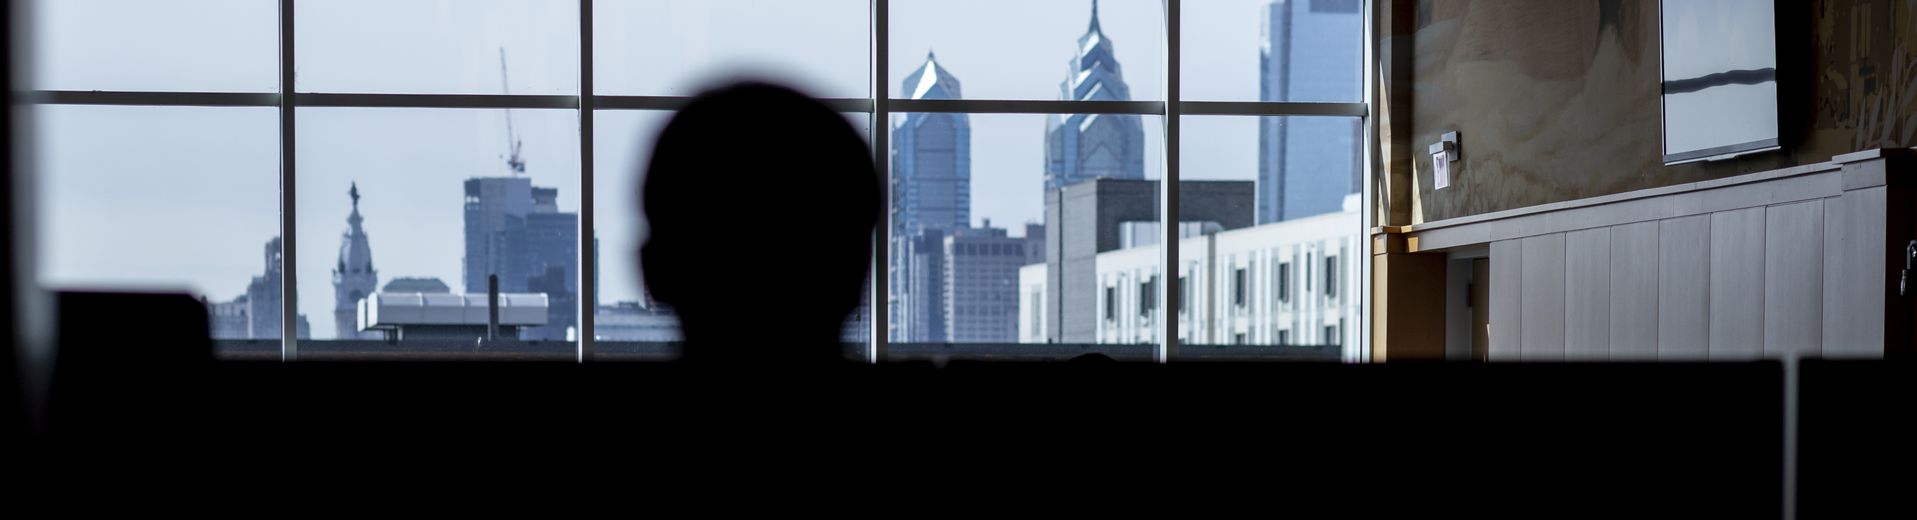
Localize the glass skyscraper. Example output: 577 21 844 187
1259 0 1363 223
463 177 579 341
890 51 972 342
1045 0 1145 193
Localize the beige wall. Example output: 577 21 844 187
1406 0 1917 223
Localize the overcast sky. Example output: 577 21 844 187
30 0 1343 339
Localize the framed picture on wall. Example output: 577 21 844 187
1658 0 1781 165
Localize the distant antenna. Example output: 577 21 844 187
499 47 527 176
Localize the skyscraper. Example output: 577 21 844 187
893 51 970 238
514 209 579 340
463 176 533 293
212 236 310 341
1045 0 1145 193
941 223 1031 343
333 182 378 339
1258 0 1363 223
898 227 948 342
463 177 579 341
890 51 971 342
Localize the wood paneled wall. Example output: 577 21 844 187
1411 150 1910 360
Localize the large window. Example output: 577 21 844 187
25 0 1370 362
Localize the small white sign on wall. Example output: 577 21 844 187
1430 133 1460 190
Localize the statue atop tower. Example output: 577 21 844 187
334 181 380 339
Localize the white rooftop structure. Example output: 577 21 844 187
358 292 548 332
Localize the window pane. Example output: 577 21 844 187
889 112 1164 361
1181 0 1364 102
32 0 278 92
296 108 582 360
1179 116 1362 361
591 110 678 356
592 110 874 360
890 0 1162 101
34 106 285 349
296 0 579 95
593 0 869 98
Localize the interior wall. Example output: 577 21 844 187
1409 0 1917 223
1439 151 1904 360
1443 257 1472 360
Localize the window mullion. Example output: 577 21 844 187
277 0 298 361
578 0 596 362
870 0 890 363
1160 0 1181 362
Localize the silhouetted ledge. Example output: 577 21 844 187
214 340 1340 362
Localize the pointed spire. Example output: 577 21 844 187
927 49 937 63
1089 0 1102 34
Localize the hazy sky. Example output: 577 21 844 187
31 0 1348 338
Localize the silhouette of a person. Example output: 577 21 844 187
640 82 880 363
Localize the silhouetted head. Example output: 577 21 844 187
640 82 879 362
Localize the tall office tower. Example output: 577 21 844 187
1258 0 1363 223
242 237 311 340
464 177 534 293
899 227 949 342
333 183 379 339
463 177 579 340
894 51 970 239
514 210 578 340
1044 0 1145 193
941 224 1030 343
890 51 971 342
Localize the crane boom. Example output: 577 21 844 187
499 47 526 175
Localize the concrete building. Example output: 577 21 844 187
333 183 379 339
940 223 1036 343
1032 179 1255 343
1045 0 1145 193
1259 0 1363 223
889 51 970 343
1020 193 1362 360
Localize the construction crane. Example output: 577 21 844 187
499 47 527 176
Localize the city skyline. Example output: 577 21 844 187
34 1 1349 340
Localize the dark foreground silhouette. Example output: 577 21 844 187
639 82 879 363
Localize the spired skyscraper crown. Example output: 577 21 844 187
894 50 970 238
1045 0 1145 193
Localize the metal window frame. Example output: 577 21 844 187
21 0 1374 364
